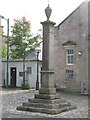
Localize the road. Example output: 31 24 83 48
0 89 88 118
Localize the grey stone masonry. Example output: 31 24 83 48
40 20 56 88
17 5 76 114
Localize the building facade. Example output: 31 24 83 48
2 58 42 88
54 1 89 92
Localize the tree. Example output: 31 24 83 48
2 43 7 58
10 17 40 86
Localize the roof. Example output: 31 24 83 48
2 59 42 62
58 1 85 27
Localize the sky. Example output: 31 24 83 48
0 0 86 35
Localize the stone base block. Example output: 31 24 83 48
35 94 59 100
39 88 56 94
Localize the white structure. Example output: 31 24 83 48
2 53 42 88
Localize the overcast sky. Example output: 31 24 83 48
0 0 86 34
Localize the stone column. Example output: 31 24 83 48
38 4 56 96
39 20 56 94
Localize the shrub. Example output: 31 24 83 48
21 83 30 90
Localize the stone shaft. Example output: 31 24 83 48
41 20 56 88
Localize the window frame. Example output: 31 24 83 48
19 72 23 77
66 49 74 65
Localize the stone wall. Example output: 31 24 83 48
54 1 88 91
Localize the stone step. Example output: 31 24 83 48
59 101 71 108
35 94 61 100
23 102 60 109
17 105 76 114
35 94 56 100
28 98 66 104
22 101 71 109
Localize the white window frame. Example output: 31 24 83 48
66 49 74 65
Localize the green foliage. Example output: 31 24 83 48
21 83 30 90
2 44 7 58
10 17 40 60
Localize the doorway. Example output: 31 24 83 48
10 67 16 87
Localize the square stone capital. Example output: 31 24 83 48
41 20 56 26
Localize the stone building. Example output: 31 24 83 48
54 0 89 92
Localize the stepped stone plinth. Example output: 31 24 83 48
17 91 76 114
17 4 76 114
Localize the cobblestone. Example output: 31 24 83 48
0 89 88 118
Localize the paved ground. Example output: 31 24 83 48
0 89 88 118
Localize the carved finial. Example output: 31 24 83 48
45 3 52 20
48 0 50 5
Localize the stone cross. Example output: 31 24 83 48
39 5 56 95
17 5 76 114
40 25 55 87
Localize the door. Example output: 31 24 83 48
10 67 16 87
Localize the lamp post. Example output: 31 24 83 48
36 49 41 90
0 15 9 87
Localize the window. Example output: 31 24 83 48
66 49 74 65
66 70 73 80
27 67 32 74
19 72 23 77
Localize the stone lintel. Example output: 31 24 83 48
39 87 56 94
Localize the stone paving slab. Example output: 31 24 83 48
0 89 88 118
